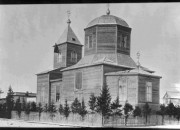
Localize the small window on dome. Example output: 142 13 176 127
88 35 93 49
72 38 76 41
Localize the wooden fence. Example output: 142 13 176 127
10 111 180 127
11 111 102 127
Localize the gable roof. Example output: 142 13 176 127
105 64 161 78
61 53 137 71
36 67 64 75
56 24 82 46
163 91 180 99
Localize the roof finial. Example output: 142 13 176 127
137 51 141 71
106 3 110 15
67 10 71 25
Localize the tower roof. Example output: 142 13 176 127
56 21 82 46
86 14 129 29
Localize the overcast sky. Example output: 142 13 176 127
0 3 180 103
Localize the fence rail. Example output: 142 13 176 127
10 111 180 127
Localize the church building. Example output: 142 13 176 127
36 8 161 111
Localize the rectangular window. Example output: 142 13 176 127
57 53 62 63
71 51 77 62
146 82 152 102
118 78 127 102
88 35 93 48
56 86 60 102
119 85 125 101
75 72 82 90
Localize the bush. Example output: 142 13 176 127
79 99 87 121
37 102 43 121
48 101 57 120
58 104 64 115
111 96 122 117
133 106 142 117
96 84 111 125
123 101 133 126
64 99 70 119
88 93 97 113
71 98 81 114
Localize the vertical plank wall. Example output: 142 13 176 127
62 65 103 106
138 75 160 111
37 73 50 105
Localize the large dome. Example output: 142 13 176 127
86 14 129 28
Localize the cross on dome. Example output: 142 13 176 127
106 3 110 15
137 51 141 71
67 10 71 25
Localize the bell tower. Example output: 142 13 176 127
53 11 83 69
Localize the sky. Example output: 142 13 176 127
0 3 180 103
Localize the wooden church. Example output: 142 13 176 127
36 8 161 111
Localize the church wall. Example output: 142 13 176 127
84 26 97 56
37 73 50 105
61 65 103 105
106 75 138 106
50 80 62 105
97 25 117 53
66 43 82 67
138 75 160 104
53 44 67 69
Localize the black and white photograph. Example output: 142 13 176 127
0 3 180 128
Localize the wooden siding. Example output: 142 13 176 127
84 26 97 56
66 43 82 67
50 81 62 105
62 65 103 105
97 26 117 53
37 74 49 105
106 75 138 106
138 75 160 104
53 44 67 69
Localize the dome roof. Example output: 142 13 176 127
86 14 129 28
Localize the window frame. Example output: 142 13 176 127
57 53 62 63
71 51 77 62
56 86 60 102
118 78 127 102
146 82 152 102
88 35 93 49
74 71 83 91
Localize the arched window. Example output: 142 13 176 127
71 51 77 62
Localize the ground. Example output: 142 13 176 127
0 118 80 128
1 118 180 128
